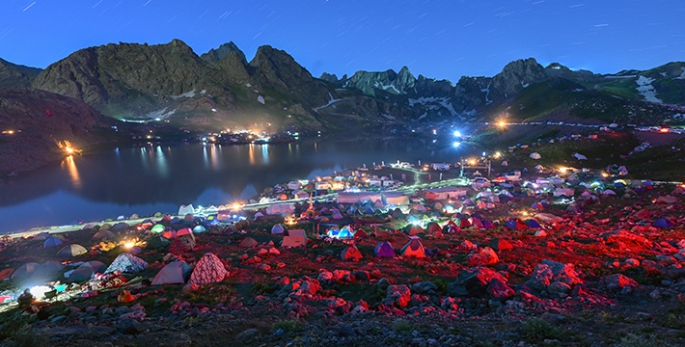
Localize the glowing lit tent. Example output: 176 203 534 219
152 261 192 285
56 244 88 258
189 253 227 284
43 236 63 248
92 229 115 241
529 152 541 159
193 225 207 233
11 262 40 280
282 229 308 248
400 236 426 258
105 253 148 274
340 245 363 261
67 261 106 282
176 227 195 240
374 241 396 258
266 203 295 215
151 224 166 233
30 261 65 282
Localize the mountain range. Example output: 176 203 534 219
1 39 685 174
1 39 683 135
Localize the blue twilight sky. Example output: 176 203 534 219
0 0 683 82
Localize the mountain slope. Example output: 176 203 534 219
0 58 42 90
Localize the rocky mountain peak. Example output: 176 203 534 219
491 58 547 99
201 41 247 64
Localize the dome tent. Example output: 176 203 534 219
105 253 148 274
56 244 88 258
400 236 426 259
91 229 115 241
11 262 40 280
374 241 396 258
152 261 193 285
43 236 63 248
67 261 107 282
340 245 363 261
189 253 227 284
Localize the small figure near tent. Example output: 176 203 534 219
18 289 34 308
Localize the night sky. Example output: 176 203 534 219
0 0 683 82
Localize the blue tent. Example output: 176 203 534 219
43 236 63 248
374 241 396 258
338 226 354 238
193 225 207 233
504 218 527 230
364 207 375 214
653 218 675 229
525 219 542 229
271 224 285 234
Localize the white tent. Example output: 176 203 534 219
529 152 541 159
178 204 195 215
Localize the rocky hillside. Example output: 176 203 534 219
0 58 42 90
0 89 119 174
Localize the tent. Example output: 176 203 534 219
456 218 471 229
29 261 65 282
92 229 115 241
193 225 207 233
653 218 675 229
176 227 195 240
271 224 285 234
426 222 442 235
239 237 259 248
152 261 192 285
151 224 166 233
56 244 88 258
340 246 363 261
327 226 354 239
147 236 171 250
529 152 541 159
400 236 426 258
67 261 106 282
189 253 227 284
374 241 396 258
525 219 542 229
111 222 130 232
43 236 63 248
384 192 410 206
178 204 195 215
282 229 308 248
405 225 425 236
504 218 528 230
105 253 148 274
11 262 40 280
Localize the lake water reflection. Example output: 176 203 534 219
0 139 471 233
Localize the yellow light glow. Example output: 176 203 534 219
124 242 135 249
601 172 609 178
2 130 15 135
497 121 506 127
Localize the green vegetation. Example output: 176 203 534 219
520 318 567 343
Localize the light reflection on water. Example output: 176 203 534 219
0 139 472 233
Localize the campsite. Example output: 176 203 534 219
2 132 685 346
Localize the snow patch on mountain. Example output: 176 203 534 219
170 90 196 100
257 95 265 104
482 81 493 105
314 93 343 110
146 107 176 119
635 76 662 103
374 81 400 94
675 67 685 80
381 113 396 120
408 97 458 116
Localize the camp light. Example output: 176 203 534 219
29 285 52 299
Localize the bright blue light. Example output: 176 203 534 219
453 141 461 148
453 130 461 137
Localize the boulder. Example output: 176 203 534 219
386 284 412 308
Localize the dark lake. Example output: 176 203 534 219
0 139 475 233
